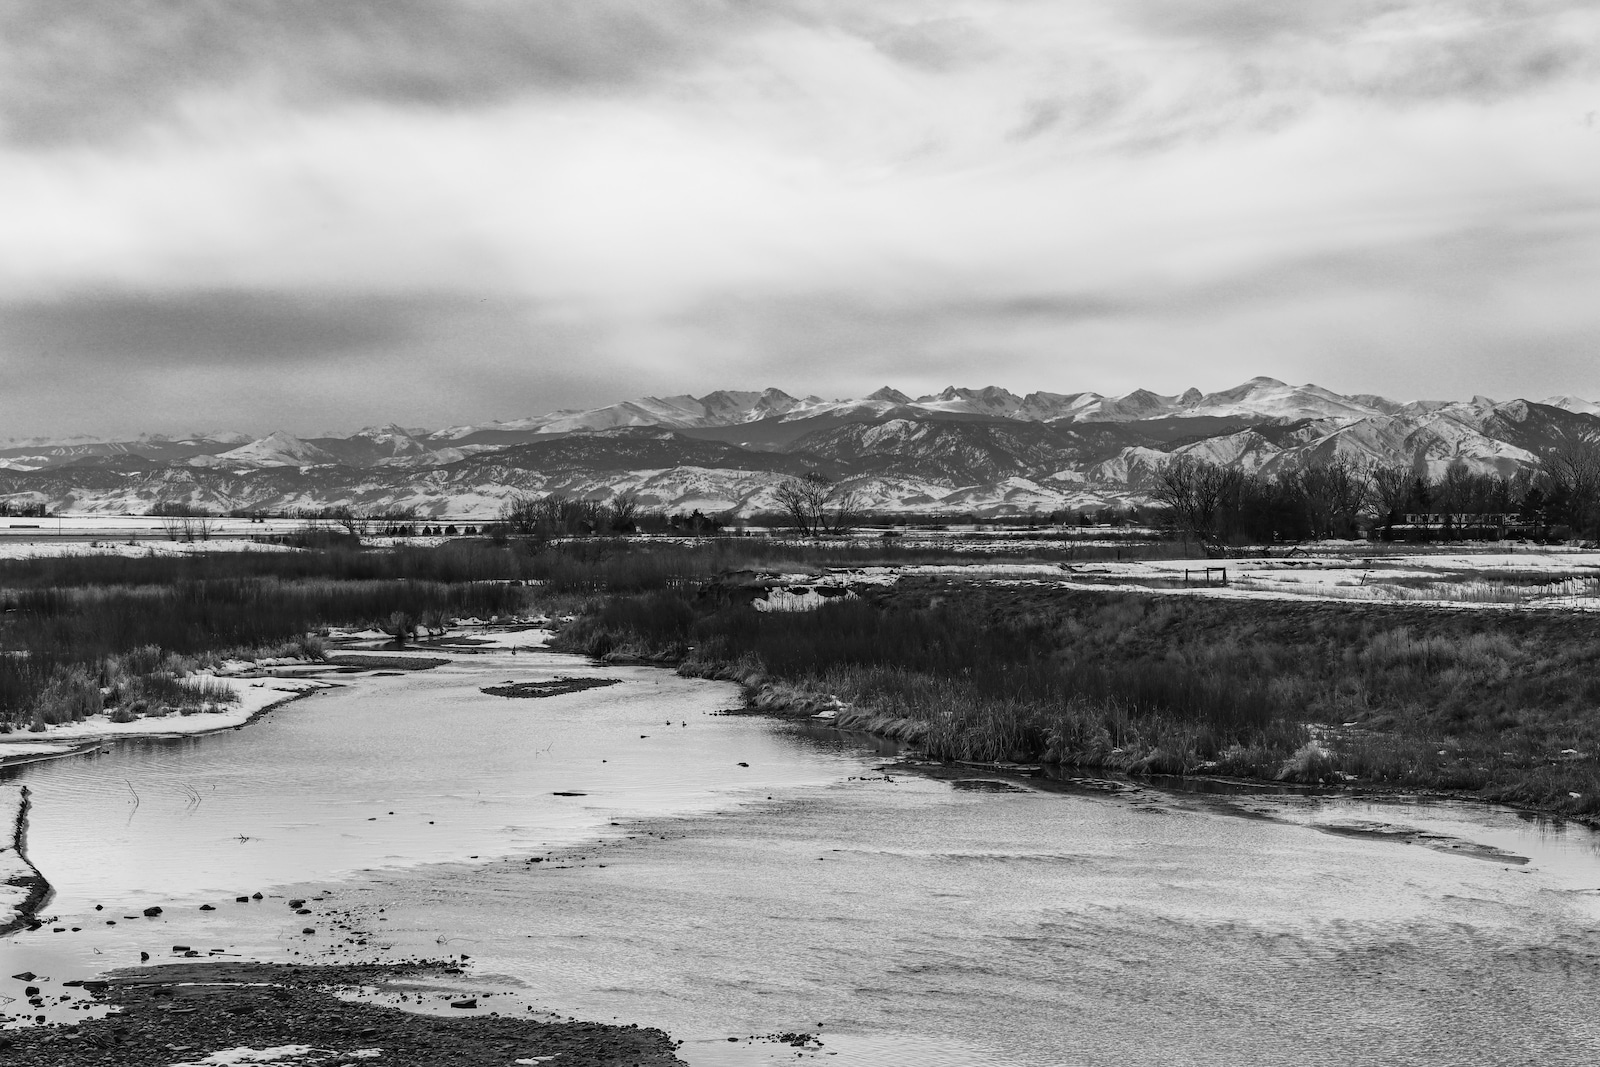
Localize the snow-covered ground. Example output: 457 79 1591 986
0 516 312 538
441 627 552 649
1052 551 1600 607
759 550 1600 611
323 623 551 651
0 676 333 765
168 1047 383 1066
0 537 300 560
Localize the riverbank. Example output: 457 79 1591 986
556 580 1600 822
0 675 341 936
9 623 1600 1064
1 786 48 938
0 961 682 1065
0 675 334 769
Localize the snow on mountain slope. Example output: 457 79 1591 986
215 431 340 468
1172 430 1282 472
1545 395 1600 416
6 379 1594 518
909 386 1028 418
1087 446 1171 489
434 389 815 439
1067 388 1195 422
774 398 910 423
1019 391 1100 420
1180 378 1385 422
698 388 809 423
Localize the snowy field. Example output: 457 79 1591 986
0 538 304 560
1055 551 1600 608
749 549 1600 611
0 516 312 538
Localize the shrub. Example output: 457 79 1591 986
32 664 102 725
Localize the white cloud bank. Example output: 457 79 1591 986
1 0 1597 435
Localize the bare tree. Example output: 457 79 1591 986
1152 456 1240 550
829 484 864 535
774 472 841 537
1548 435 1600 537
501 492 624 537
1370 464 1414 526
1296 456 1372 539
338 511 371 541
608 492 640 534
774 473 831 537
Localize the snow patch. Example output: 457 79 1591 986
167 1046 331 1066
754 588 858 612
0 676 328 756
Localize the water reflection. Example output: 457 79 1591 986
6 654 1600 1064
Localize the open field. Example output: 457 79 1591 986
731 547 1600 611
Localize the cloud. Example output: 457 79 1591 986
0 288 622 438
0 290 448 366
1 1 1599 435
0 0 769 144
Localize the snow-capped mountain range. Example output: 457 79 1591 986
2 378 1597 518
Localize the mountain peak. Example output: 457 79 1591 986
868 386 913 404
217 431 339 468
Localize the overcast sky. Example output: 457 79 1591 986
2 0 1598 437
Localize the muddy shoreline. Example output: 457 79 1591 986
0 961 682 1066
0 787 51 938
715 673 1600 832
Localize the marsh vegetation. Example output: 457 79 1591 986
0 535 1092 730
556 582 1600 817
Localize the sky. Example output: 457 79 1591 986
2 0 1598 438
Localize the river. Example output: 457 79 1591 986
5 645 1600 1065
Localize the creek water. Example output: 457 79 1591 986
5 647 1600 1065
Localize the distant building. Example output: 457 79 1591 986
1380 513 1542 542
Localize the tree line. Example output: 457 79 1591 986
1153 437 1600 548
